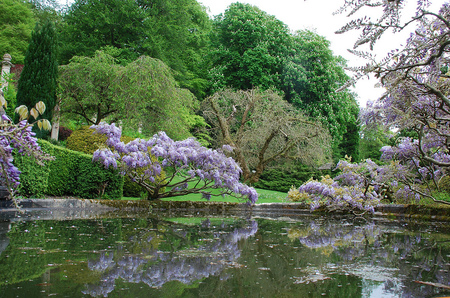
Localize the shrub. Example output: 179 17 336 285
13 152 49 197
58 126 73 141
66 126 135 154
14 140 123 199
66 126 108 154
254 164 327 192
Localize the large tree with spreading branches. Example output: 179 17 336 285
202 88 330 184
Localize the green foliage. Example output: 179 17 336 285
59 0 145 64
13 150 49 197
66 126 108 155
209 2 290 92
118 56 200 139
58 51 119 126
2 74 17 119
59 53 202 140
359 125 393 162
0 0 36 64
59 0 212 98
254 164 326 192
16 20 58 138
13 140 123 199
29 0 63 26
282 30 360 159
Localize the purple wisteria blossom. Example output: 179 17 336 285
339 2 450 204
91 123 258 204
0 115 51 208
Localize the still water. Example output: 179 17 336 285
0 213 449 297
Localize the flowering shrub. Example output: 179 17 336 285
287 155 426 212
91 123 258 204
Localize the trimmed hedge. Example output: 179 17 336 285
14 140 123 199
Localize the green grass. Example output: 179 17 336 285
120 174 287 203
121 187 287 204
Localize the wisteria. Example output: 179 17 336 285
91 122 258 203
0 99 52 208
295 2 450 206
288 159 381 212
354 3 450 203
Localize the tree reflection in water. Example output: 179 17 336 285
288 219 450 297
82 220 258 297
0 216 448 297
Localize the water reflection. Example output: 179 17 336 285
82 220 258 297
0 215 448 297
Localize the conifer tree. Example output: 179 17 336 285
16 21 58 138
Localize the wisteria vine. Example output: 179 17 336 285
91 122 258 203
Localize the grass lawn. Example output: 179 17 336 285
121 187 287 204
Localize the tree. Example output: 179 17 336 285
138 0 212 98
59 0 145 64
209 2 290 92
202 88 330 184
345 2 450 203
91 122 258 203
58 52 120 126
0 0 36 64
59 52 203 140
282 30 360 160
29 0 63 25
16 21 58 138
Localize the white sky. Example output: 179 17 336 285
58 0 446 107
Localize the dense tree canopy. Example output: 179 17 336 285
59 0 212 98
0 0 36 64
283 30 360 159
209 2 290 92
202 88 330 184
59 52 201 140
59 0 145 64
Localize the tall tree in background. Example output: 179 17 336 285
29 0 63 26
59 0 212 98
282 30 359 160
138 0 212 98
16 21 58 137
0 0 36 64
209 2 290 92
59 0 145 65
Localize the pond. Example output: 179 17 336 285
0 211 449 297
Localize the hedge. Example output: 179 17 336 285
14 140 123 199
254 164 331 192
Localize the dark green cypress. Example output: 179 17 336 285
16 21 58 138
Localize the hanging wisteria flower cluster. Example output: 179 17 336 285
91 122 258 203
